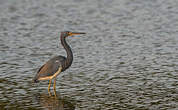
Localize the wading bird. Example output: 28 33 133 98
33 31 85 94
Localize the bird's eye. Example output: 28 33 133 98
68 32 72 36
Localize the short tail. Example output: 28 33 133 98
33 76 39 83
33 79 39 83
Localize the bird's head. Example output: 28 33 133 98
61 31 86 38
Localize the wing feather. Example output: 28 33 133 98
33 55 66 82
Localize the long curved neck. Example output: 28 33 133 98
61 36 73 70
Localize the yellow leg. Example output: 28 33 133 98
53 77 57 97
48 80 52 96
54 89 57 98
53 78 56 91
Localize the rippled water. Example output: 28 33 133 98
0 0 178 109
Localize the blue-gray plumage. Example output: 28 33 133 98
34 56 66 80
33 31 85 92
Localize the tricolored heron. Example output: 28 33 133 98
33 31 85 93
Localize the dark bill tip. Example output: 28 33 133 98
72 32 86 34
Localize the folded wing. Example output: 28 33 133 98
33 56 66 82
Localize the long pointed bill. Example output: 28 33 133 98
69 32 86 36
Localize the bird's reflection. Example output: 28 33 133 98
34 90 75 110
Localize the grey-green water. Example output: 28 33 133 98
0 0 178 109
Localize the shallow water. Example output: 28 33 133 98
0 0 178 109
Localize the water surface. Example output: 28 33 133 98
0 0 178 109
